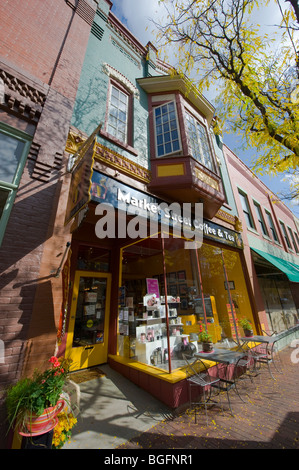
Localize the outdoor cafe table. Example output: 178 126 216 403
194 348 248 414
240 335 282 379
195 348 246 366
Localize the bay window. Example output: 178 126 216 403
154 101 181 157
185 111 215 172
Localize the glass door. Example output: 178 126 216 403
66 271 111 371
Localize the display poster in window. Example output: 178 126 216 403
84 304 96 316
119 286 125 307
84 292 97 303
146 278 160 299
143 293 159 310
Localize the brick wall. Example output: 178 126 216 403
0 0 96 101
0 0 96 395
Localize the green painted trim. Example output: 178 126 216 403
0 121 32 246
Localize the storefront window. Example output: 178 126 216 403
197 244 255 346
258 276 298 332
118 234 255 373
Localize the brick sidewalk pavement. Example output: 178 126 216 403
118 345 299 449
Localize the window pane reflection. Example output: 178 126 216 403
119 235 255 373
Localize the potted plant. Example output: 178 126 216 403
52 410 77 449
239 318 254 337
198 322 214 352
6 356 72 436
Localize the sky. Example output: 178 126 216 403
110 0 299 217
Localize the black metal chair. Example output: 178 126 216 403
261 329 283 373
247 331 283 380
211 351 256 415
231 350 257 401
182 353 223 425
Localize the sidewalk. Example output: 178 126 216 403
63 364 172 449
64 345 299 450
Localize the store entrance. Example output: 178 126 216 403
66 270 111 371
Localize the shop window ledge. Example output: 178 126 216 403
108 354 216 383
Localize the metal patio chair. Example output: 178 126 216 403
231 349 257 401
211 351 256 415
182 353 223 425
248 331 283 379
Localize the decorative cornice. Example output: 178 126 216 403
0 67 46 122
65 129 151 183
94 143 150 183
108 11 146 58
216 208 243 232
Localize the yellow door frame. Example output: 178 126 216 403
65 270 111 371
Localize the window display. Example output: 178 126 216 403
72 276 107 347
118 234 255 373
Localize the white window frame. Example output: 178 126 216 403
264 209 279 243
253 200 269 237
288 226 299 253
153 100 181 158
107 84 129 144
185 109 215 172
279 220 292 250
238 189 255 230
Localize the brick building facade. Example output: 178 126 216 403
0 0 98 446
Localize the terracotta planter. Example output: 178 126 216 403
20 399 65 436
202 341 214 352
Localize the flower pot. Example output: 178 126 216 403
202 341 214 352
244 329 253 337
21 399 65 436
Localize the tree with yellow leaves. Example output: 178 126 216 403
155 0 299 177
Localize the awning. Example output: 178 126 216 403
251 248 299 283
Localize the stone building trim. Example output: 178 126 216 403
102 63 140 98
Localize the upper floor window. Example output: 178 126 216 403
265 210 279 242
288 227 299 253
154 101 181 157
294 232 299 253
107 84 129 144
253 201 268 237
279 221 292 249
185 111 215 172
238 190 255 229
0 122 31 246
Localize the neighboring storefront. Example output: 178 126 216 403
251 248 299 332
224 144 299 335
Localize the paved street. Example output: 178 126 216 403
118 345 299 449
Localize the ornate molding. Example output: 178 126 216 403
216 209 243 232
0 67 46 122
102 62 140 98
94 143 150 183
65 128 87 154
65 129 151 183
